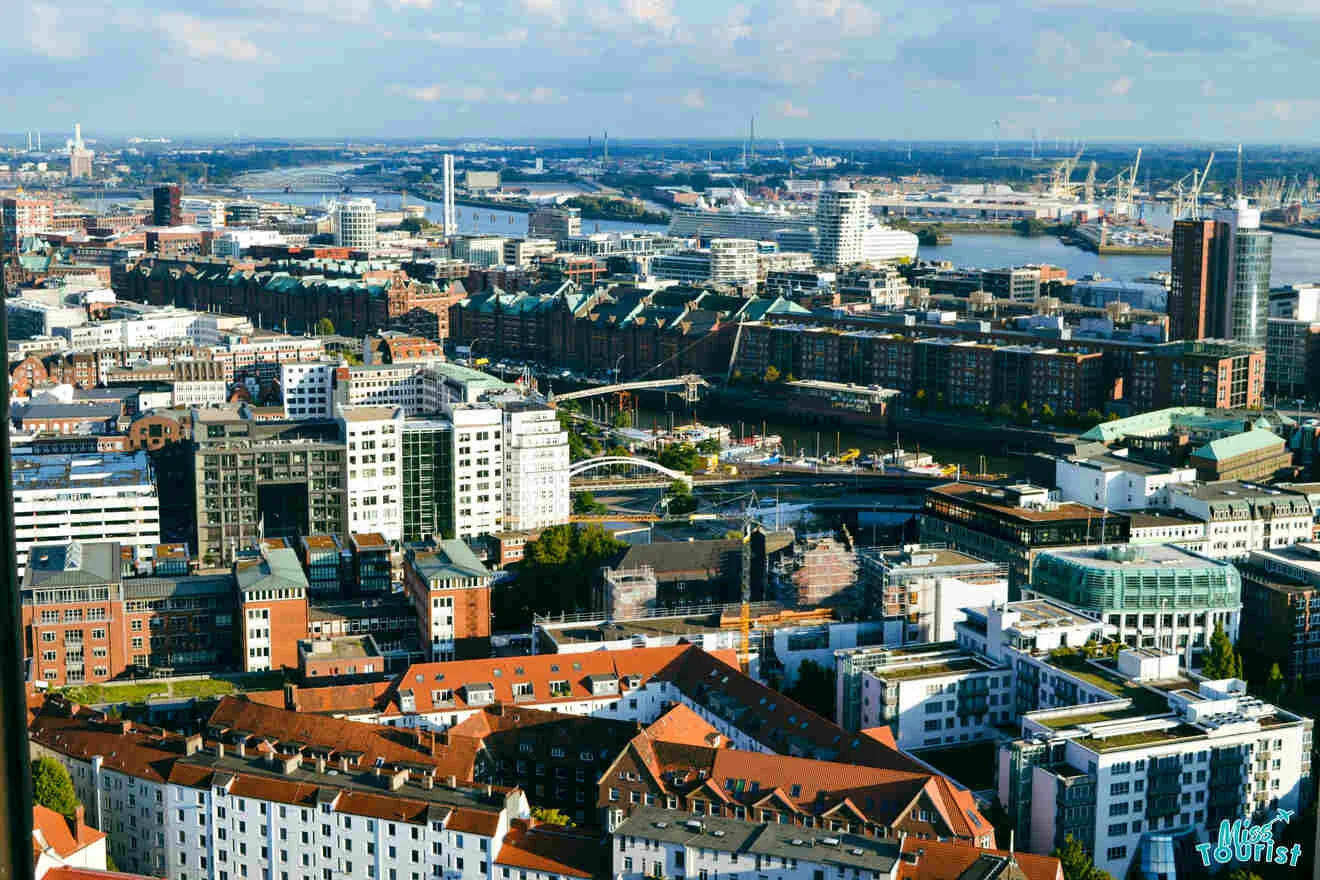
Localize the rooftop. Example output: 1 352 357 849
13 452 153 493
300 636 380 661
928 482 1111 524
24 542 122 590
1036 542 1229 571
407 539 490 584
1191 429 1285 462
236 546 310 594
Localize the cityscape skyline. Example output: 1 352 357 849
11 0 1320 140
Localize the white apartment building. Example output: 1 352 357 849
450 407 505 539
12 452 161 576
813 186 870 266
1054 451 1198 511
1005 672 1313 880
56 308 252 350
169 363 227 407
339 406 405 544
834 643 1013 748
613 808 901 880
29 704 536 880
501 403 569 532
337 362 446 416
708 238 758 286
206 336 326 382
212 228 285 258
453 236 507 268
857 545 1008 647
281 361 337 420
334 198 377 250
1169 481 1314 559
181 197 226 229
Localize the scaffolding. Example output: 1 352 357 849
601 564 658 620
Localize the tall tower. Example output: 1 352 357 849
1168 200 1272 345
750 115 756 164
441 154 456 237
603 131 609 165
813 182 871 267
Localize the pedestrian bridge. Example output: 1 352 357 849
551 374 709 405
569 456 692 486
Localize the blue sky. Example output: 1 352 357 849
8 0 1320 141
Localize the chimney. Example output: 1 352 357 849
217 742 225 759
423 775 434 790
185 734 203 756
281 755 300 776
284 683 298 712
338 755 350 772
236 740 247 758
315 756 326 775
389 769 409 791
74 804 85 827
115 719 132 735
447 775 457 789
374 763 382 778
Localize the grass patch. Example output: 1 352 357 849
173 680 236 699
1077 724 1204 752
59 683 167 705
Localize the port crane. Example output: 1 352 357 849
1172 152 1215 219
1045 147 1086 198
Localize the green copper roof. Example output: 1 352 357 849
1192 429 1283 462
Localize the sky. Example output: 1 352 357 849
8 0 1320 141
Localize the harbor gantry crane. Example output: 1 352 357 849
1082 161 1098 203
1046 147 1085 198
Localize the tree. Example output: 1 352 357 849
1051 834 1114 880
657 442 700 474
1202 622 1241 679
1085 408 1104 425
1016 401 1032 425
611 409 633 429
531 807 575 827
915 389 929 413
696 437 722 455
1063 408 1079 426
665 480 697 515
315 317 335 337
1041 403 1056 421
499 525 626 627
572 492 607 516
764 365 781 383
782 659 836 720
32 757 80 818
994 402 1014 421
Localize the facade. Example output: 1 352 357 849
350 532 393 594
1054 452 1197 511
1168 202 1273 346
1129 339 1265 411
3 197 55 250
403 539 494 661
708 238 758 286
1168 480 1313 560
814 187 870 266
1004 677 1312 880
334 197 377 250
834 642 1012 747
12 452 161 576
450 407 505 538
402 419 456 543
336 362 446 416
527 206 581 240
338 406 405 544
191 408 347 565
280 360 336 420
650 251 713 285
1186 429 1293 482
920 483 1127 592
1265 317 1320 397
1238 542 1320 684
1028 543 1242 652
235 543 310 672
501 404 570 532
152 184 181 227
856 546 1007 647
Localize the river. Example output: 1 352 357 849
242 191 667 237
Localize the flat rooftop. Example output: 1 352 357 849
870 656 1001 681
1175 480 1311 505
301 636 379 661
1126 511 1205 529
1002 598 1098 631
865 546 997 571
1038 543 1227 571
929 482 1111 524
13 452 153 492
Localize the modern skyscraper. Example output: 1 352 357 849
334 197 377 250
402 419 454 543
152 183 181 227
442 154 456 237
1168 198 1272 345
813 184 871 266
68 123 93 180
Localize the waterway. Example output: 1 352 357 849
243 191 666 237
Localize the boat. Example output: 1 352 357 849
668 190 816 239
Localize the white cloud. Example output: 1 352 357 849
26 4 87 59
681 88 706 109
521 0 564 23
1105 76 1133 97
395 0 431 7
776 100 809 118
424 28 529 48
621 0 678 33
156 13 266 62
395 83 557 104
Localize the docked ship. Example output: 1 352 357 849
668 190 816 239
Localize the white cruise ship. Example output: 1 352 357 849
669 188 918 262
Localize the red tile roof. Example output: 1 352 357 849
897 838 1062 880
43 869 158 880
207 697 478 779
29 702 188 784
494 821 600 879
642 703 723 748
861 727 898 750
33 805 104 863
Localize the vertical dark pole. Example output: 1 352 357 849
0 251 35 880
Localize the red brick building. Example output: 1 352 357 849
1129 339 1265 411
235 542 310 673
403 539 493 661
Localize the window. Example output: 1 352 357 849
1107 847 1127 861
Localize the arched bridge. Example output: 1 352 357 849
233 167 358 192
569 456 692 486
551 374 709 405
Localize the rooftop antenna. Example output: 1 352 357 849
1235 143 1244 201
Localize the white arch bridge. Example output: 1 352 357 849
551 374 709 405
569 456 692 487
233 167 357 191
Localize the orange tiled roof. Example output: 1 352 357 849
43 869 159 880
494 821 600 879
897 838 1062 880
642 703 723 748
33 805 104 862
29 704 188 784
207 697 478 780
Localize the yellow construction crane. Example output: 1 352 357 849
739 522 752 671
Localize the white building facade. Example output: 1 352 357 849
1054 455 1198 511
281 361 337 420
501 404 570 532
334 198 378 250
450 407 505 539
339 406 405 544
